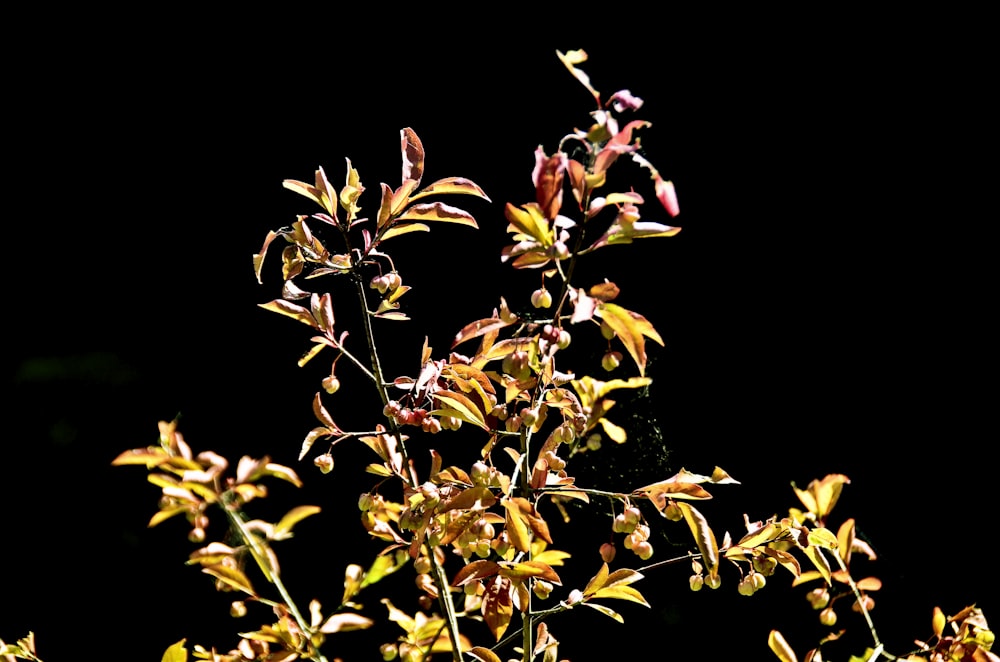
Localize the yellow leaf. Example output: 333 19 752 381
258 300 318 328
160 639 188 662
467 646 503 662
580 601 623 623
202 564 256 597
503 499 531 553
380 223 430 241
273 505 321 540
590 585 650 607
768 630 798 662
678 502 719 576
431 389 488 430
594 303 663 377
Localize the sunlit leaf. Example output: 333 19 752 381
504 202 552 245
258 300 318 328
148 505 190 528
583 562 609 596
319 612 374 633
400 127 424 186
768 630 798 662
160 639 188 662
483 576 513 641
396 201 479 228
111 447 170 467
498 561 561 583
380 223 430 241
598 417 627 443
590 585 650 607
452 560 501 586
361 552 407 588
503 499 531 553
467 646 503 662
262 462 303 488
203 564 256 596
594 302 663 377
431 389 488 430
410 177 492 203
273 505 321 540
677 502 719 576
807 527 839 550
581 601 623 623
803 545 833 586
556 49 600 105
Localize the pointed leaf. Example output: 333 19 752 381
768 630 798 662
590 585 650 607
503 499 531 553
580 602 623 623
410 177 491 202
677 502 719 576
258 300 318 328
396 201 479 228
400 127 424 185
595 303 663 377
467 647 503 662
430 389 488 430
381 223 430 241
319 612 374 633
273 505 321 540
483 577 513 641
160 639 188 662
203 564 256 596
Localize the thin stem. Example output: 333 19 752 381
222 504 328 662
346 265 464 661
831 553 895 661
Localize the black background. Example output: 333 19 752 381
4 11 995 661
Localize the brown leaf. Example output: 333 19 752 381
483 576 513 641
400 128 424 185
396 201 479 228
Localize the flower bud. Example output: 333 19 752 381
322 376 341 394
601 351 622 372
314 453 334 474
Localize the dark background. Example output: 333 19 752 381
4 13 995 661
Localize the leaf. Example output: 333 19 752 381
594 302 663 377
467 646 504 662
261 462 303 488
273 505 321 540
380 223 430 241
768 630 798 662
581 601 623 623
319 612 374 633
677 502 719 577
160 639 188 662
556 49 600 106
148 505 190 528
452 560 501 587
203 564 256 596
396 201 479 228
400 127 424 185
504 202 552 245
431 389 488 431
410 176 492 203
483 576 513 641
258 300 318 328
498 561 561 584
590 585 650 607
111 447 169 467
503 498 531 553
452 315 517 349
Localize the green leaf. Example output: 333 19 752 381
160 639 188 662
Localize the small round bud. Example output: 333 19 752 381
706 573 722 590
413 556 433 575
188 527 206 543
531 287 553 309
634 541 654 560
601 351 622 372
819 607 837 626
806 588 830 610
358 493 375 511
314 453 334 474
737 576 756 596
230 600 248 618
566 589 584 605
689 575 704 592
321 375 341 394
556 330 572 349
600 321 615 340
586 434 602 451
751 572 767 590
380 643 399 661
533 579 554 600
600 542 616 563
664 501 683 521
